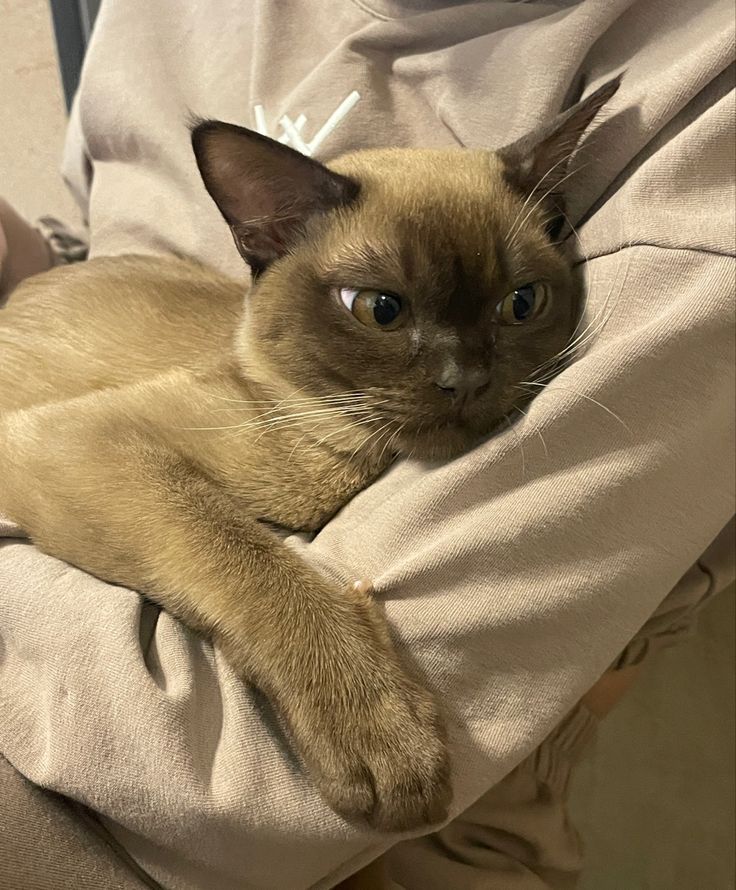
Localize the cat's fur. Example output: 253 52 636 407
0 77 619 832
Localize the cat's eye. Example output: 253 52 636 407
496 282 549 325
339 287 406 330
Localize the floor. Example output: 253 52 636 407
571 591 735 890
1 2 734 888
0 0 80 225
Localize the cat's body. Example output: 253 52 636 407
0 77 620 832
0 255 373 532
0 252 446 833
0 256 241 411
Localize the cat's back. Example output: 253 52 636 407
0 254 245 413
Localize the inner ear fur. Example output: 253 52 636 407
191 120 360 276
498 74 623 234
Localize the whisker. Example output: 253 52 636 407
513 403 549 458
207 386 380 422
558 240 634 359
348 420 395 464
371 423 400 466
223 395 387 433
241 404 377 430
183 404 374 434
507 161 590 248
405 421 425 461
505 146 584 248
528 238 634 383
312 414 381 451
377 422 404 466
211 392 374 408
248 407 376 444
517 382 632 435
554 207 593 344
286 414 380 463
504 414 526 481
209 384 309 406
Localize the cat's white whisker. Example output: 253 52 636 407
213 396 372 410
505 147 581 246
209 387 370 409
377 422 404 465
196 388 389 439
504 414 526 481
184 403 375 434
505 148 588 249
313 415 381 451
513 403 549 458
507 162 591 250
229 394 386 428
527 237 634 382
560 239 634 357
559 210 592 342
348 420 395 464
286 415 381 464
405 421 425 461
245 405 375 426
543 245 633 377
209 384 308 404
244 407 376 442
372 423 400 465
516 382 632 434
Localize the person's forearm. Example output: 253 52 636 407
0 199 87 302
0 198 55 299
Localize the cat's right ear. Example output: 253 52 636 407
191 121 359 276
498 74 622 237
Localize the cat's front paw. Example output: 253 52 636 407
303 671 451 832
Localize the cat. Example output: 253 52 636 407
0 76 620 832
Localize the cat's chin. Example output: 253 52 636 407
396 425 487 462
394 410 513 462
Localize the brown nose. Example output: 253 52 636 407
433 367 491 400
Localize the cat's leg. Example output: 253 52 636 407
0 407 450 832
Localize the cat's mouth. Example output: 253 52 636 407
384 385 525 460
392 411 495 461
339 387 514 462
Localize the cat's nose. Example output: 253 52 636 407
433 366 490 400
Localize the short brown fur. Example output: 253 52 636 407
0 77 619 835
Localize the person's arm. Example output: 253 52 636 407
1 237 733 889
0 92 92 301
1 97 91 301
2 7 733 889
0 199 55 299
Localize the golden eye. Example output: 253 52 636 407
339 288 406 331
496 282 549 325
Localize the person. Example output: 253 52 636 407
1 1 734 888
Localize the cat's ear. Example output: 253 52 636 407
191 121 360 276
498 74 622 236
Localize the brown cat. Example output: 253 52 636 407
0 77 619 833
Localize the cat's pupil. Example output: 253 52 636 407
513 285 535 320
373 293 402 325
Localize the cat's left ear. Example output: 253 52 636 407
498 74 622 237
192 121 360 276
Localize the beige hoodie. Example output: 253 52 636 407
0 1 734 888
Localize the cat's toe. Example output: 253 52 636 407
317 764 377 824
318 742 450 832
313 684 452 832
364 717 451 832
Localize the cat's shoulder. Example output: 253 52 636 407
54 252 245 295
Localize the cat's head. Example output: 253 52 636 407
192 76 619 460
